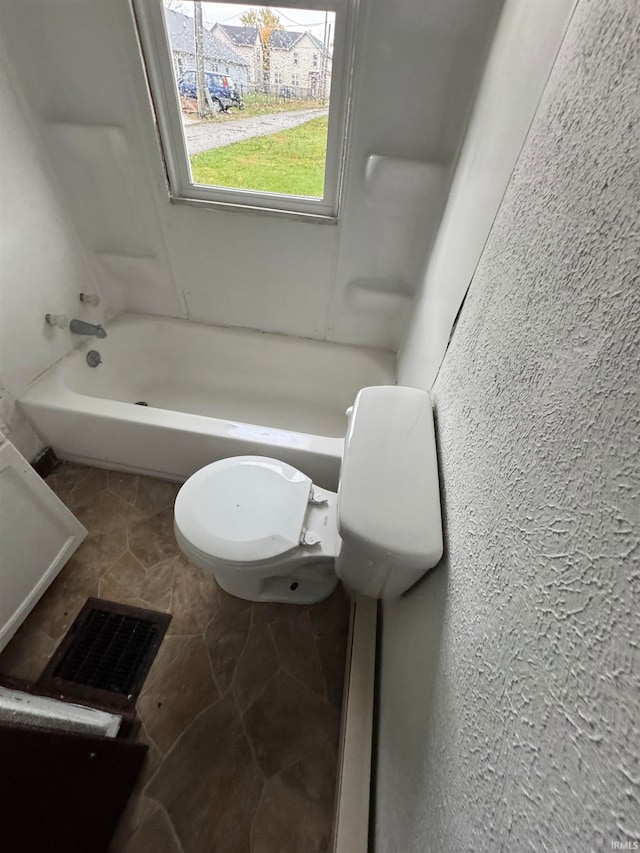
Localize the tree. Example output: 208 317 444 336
240 7 283 84
194 2 206 117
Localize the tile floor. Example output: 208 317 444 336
0 463 351 853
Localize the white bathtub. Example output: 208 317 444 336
20 314 396 489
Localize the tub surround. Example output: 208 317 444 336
0 46 103 458
19 313 395 490
0 462 351 853
0 0 500 350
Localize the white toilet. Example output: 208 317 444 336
174 386 443 602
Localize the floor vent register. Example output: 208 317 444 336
38 598 171 719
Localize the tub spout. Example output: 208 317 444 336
70 319 107 338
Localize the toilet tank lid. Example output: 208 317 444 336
338 386 442 567
174 456 312 564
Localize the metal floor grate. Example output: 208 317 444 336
52 609 161 695
39 599 171 703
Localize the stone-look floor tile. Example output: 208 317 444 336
309 588 351 707
204 604 252 693
243 670 340 779
135 477 180 518
140 557 175 613
218 584 253 615
4 463 347 852
110 796 158 853
128 508 180 568
64 466 109 510
138 636 219 754
120 806 182 853
252 601 309 625
168 556 221 636
46 462 94 504
148 694 263 853
0 627 57 682
232 623 279 714
108 470 139 505
74 490 147 536
250 745 338 853
22 560 100 644
99 550 147 605
316 633 348 709
270 612 325 697
60 528 128 584
136 721 165 790
144 635 190 691
309 586 351 639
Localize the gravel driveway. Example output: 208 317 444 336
184 107 329 155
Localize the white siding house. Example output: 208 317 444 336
164 8 249 84
269 30 331 97
210 24 332 96
211 24 263 85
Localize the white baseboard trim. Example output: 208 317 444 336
333 594 378 853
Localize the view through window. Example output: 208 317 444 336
163 2 336 199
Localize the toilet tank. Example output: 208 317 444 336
336 386 443 599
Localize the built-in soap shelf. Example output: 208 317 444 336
364 155 447 207
345 277 415 312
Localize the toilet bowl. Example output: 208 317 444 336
174 456 340 604
174 386 444 603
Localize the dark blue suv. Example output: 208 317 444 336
177 70 244 112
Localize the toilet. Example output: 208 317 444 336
174 386 443 602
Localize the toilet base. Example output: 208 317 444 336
214 564 339 605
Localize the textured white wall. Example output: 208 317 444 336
376 0 640 849
0 46 102 459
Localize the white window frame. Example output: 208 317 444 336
133 0 357 222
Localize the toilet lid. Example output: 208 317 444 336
174 456 312 564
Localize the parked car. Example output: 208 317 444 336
177 70 244 112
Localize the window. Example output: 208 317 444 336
313 53 318 67
134 0 354 220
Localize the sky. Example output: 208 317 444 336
167 2 333 40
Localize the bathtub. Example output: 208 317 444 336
20 314 396 489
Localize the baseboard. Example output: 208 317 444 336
333 594 378 853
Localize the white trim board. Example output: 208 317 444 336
333 594 378 853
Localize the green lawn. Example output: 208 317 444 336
236 94 327 120
190 116 328 197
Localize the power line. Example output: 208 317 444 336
198 4 329 31
272 8 327 27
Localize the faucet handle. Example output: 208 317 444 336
80 292 100 307
45 313 68 330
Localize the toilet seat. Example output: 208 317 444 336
174 456 313 566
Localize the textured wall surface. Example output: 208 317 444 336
376 0 640 850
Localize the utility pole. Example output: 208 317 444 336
194 1 206 118
321 11 328 103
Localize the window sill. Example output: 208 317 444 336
168 193 339 224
